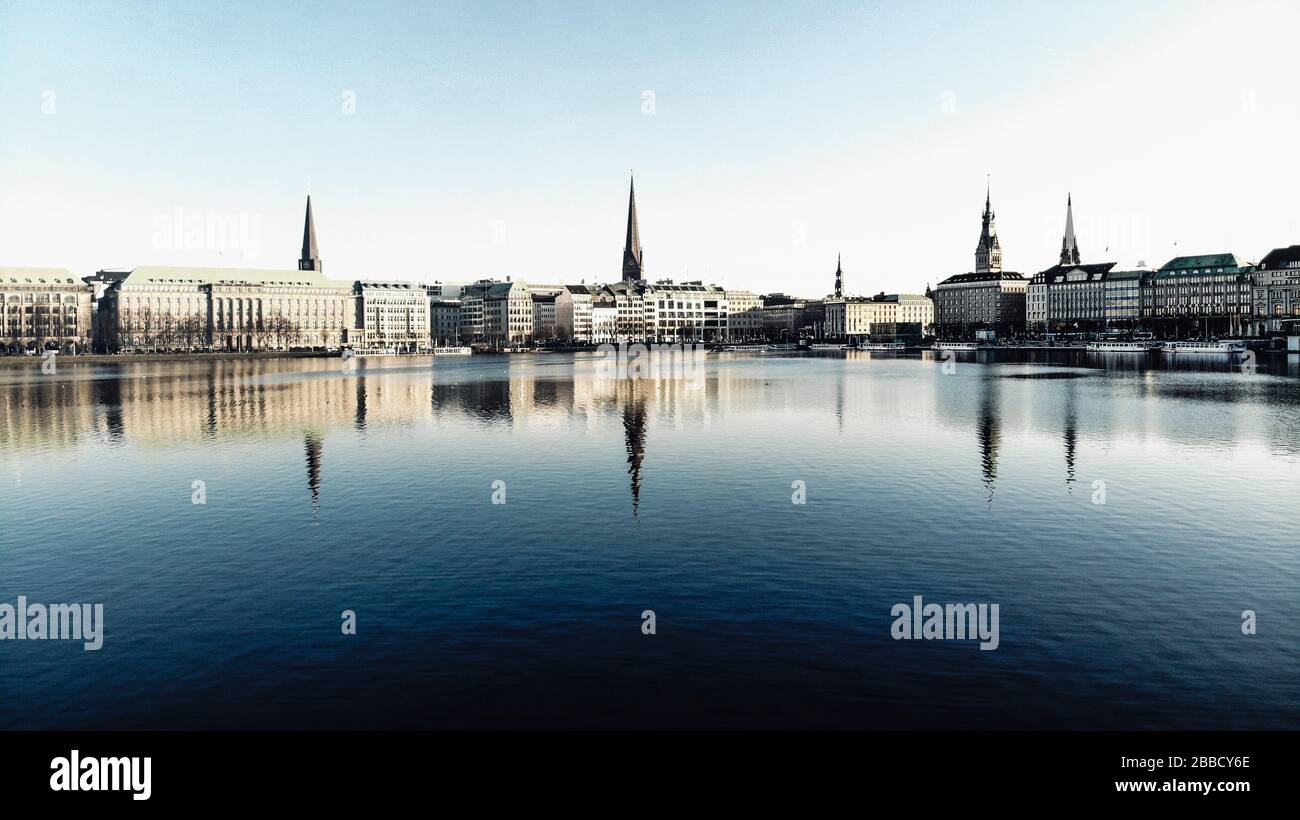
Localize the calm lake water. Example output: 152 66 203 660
1 350 1298 730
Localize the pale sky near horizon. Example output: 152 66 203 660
1 0 1298 296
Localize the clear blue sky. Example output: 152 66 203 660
2 0 1297 295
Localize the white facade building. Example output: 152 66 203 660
591 292 617 344
484 280 533 346
355 280 429 352
556 285 594 343
724 289 763 341
0 267 94 354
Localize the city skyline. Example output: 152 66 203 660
1 177 1295 301
2 0 1299 295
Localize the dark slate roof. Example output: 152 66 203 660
564 284 590 294
763 294 803 306
1159 253 1252 272
486 281 527 297
1037 262 1116 279
937 271 1027 285
357 279 420 290
1258 245 1300 270
606 280 646 295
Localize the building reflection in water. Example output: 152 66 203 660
202 361 218 440
834 370 845 434
976 374 1000 505
11 352 1300 519
354 373 367 431
304 431 324 517
622 387 648 518
430 376 513 424
92 376 125 442
1062 379 1077 493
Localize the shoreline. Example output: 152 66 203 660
3 343 1293 369
0 350 339 368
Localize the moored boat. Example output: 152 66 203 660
1085 340 1161 353
1161 340 1247 355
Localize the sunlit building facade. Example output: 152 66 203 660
0 267 94 354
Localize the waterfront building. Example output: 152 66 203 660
98 268 205 352
642 280 727 343
825 292 933 342
604 280 647 341
555 284 594 343
1043 263 1116 332
101 266 353 352
0 268 94 354
483 280 533 347
1144 253 1255 337
621 174 644 282
1102 269 1149 329
824 297 871 341
864 292 933 341
532 292 558 342
1027 273 1047 329
871 292 933 332
213 273 348 352
84 269 131 352
762 294 807 341
724 288 763 341
456 280 494 344
1027 197 1116 333
933 272 1027 338
591 291 617 344
428 299 462 346
933 188 1027 338
802 299 828 339
98 199 352 352
355 280 429 352
1252 244 1300 335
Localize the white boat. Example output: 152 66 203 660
720 344 768 351
1161 340 1247 355
859 341 906 351
808 343 843 350
934 341 983 351
432 346 472 356
1085 340 1160 353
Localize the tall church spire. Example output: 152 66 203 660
975 182 1002 274
299 195 322 272
621 174 643 282
834 253 844 298
1059 193 1081 266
